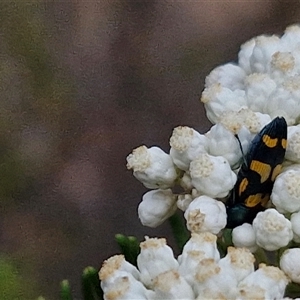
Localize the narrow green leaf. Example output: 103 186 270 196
60 280 72 300
82 266 103 300
115 234 140 266
168 211 189 252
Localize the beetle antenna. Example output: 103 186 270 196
234 134 248 168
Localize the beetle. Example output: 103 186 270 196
226 116 287 229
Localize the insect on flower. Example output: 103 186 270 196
226 117 287 228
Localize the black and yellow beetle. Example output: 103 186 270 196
226 116 287 228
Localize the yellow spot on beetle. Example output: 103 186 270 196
239 178 248 196
262 135 278 148
245 193 270 207
271 164 282 181
245 194 262 207
281 138 287 149
250 160 272 183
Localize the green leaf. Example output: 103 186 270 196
285 282 300 298
168 211 189 252
115 234 140 266
60 280 72 300
217 228 233 257
82 266 103 300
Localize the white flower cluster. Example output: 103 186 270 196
121 24 300 298
126 126 235 235
99 233 290 300
202 24 300 126
126 24 300 251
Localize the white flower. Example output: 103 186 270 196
251 111 273 130
178 232 220 286
286 125 300 162
280 248 300 284
152 270 195 299
281 24 300 52
245 73 276 112
206 123 243 167
281 27 300 78
218 247 255 283
184 195 227 234
189 153 237 198
177 193 193 211
237 264 289 300
179 232 220 263
217 109 271 159
99 255 148 299
218 109 249 135
238 38 256 74
126 146 177 189
232 223 258 253
99 255 140 287
138 189 177 227
252 208 293 251
219 109 271 144
291 47 300 72
266 76 300 124
191 188 202 198
291 211 300 243
204 63 246 90
101 275 150 300
137 237 179 288
201 83 247 124
193 258 238 299
270 52 296 83
178 250 207 288
202 25 300 126
249 35 282 74
196 290 227 300
271 168 300 213
169 126 208 171
221 108 271 134
236 286 267 300
179 171 193 191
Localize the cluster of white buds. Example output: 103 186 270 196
120 24 300 298
202 25 300 125
99 233 290 299
126 126 235 234
126 24 300 250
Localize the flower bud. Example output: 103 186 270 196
189 154 236 198
271 168 300 213
286 125 300 162
138 189 177 227
280 248 300 284
152 270 195 299
206 123 242 167
178 232 220 285
291 211 300 243
252 209 293 251
238 264 289 300
137 237 179 288
169 126 208 171
184 195 227 234
218 247 255 283
126 146 177 189
232 223 258 253
201 83 247 124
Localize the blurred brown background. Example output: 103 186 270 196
0 1 299 299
